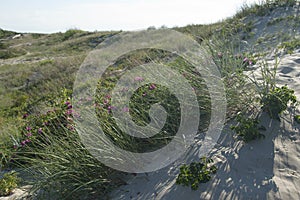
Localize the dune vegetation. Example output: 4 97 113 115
0 0 299 199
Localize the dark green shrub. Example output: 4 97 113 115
261 85 297 119
62 29 85 41
231 115 265 142
176 157 217 190
294 115 300 124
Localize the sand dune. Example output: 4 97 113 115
111 51 300 200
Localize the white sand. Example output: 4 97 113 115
110 51 300 200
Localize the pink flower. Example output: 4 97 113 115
142 92 147 96
149 84 156 90
66 109 73 115
21 141 26 146
38 128 43 134
86 96 92 101
134 76 144 82
107 105 116 113
243 57 249 62
103 99 109 105
26 126 32 131
22 113 29 119
123 107 129 112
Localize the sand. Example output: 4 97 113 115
110 51 300 200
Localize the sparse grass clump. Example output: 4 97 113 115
280 39 300 54
235 0 297 19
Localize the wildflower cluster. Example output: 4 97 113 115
15 89 77 149
215 51 256 69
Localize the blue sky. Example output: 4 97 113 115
0 0 259 33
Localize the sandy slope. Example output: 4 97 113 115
110 51 300 200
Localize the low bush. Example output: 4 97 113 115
261 85 297 119
0 171 20 196
294 115 300 124
176 157 217 190
231 115 265 142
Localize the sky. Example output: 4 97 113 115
0 0 260 33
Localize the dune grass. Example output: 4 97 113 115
0 0 299 197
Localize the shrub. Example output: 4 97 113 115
231 115 265 142
294 115 300 124
62 29 85 41
0 171 20 196
261 85 297 119
176 157 217 190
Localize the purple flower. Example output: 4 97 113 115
13 145 18 149
149 84 156 90
21 141 26 146
22 113 29 119
67 104 72 109
66 109 73 115
38 128 43 134
134 76 144 82
142 92 147 96
243 57 249 62
65 101 71 105
107 105 116 113
25 139 31 143
103 99 109 105
26 126 32 131
26 132 32 137
122 107 129 112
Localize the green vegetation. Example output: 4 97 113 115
0 171 20 196
235 0 297 19
62 29 86 41
261 85 297 119
294 115 300 124
0 0 299 197
176 157 217 190
280 39 300 54
231 115 265 142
